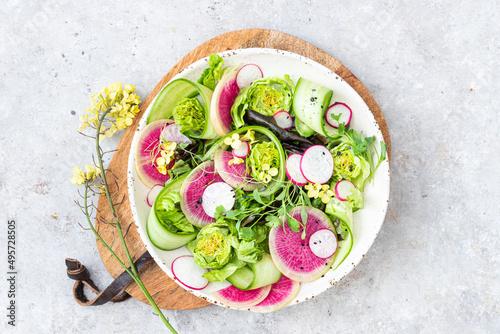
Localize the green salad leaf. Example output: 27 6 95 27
173 97 205 134
231 76 294 128
202 256 246 282
247 141 280 184
197 53 228 90
156 192 195 234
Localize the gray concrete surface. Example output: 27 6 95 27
0 0 499 333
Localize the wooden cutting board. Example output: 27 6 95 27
95 29 391 310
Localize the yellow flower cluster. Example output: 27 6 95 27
224 133 242 149
259 163 278 184
155 142 177 175
224 131 257 166
78 82 141 138
70 165 101 186
305 183 335 204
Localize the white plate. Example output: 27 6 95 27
128 48 390 310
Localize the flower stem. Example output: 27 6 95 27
90 110 177 333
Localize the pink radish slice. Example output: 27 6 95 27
300 145 334 184
211 70 240 136
273 110 293 130
249 275 301 313
325 103 352 128
146 184 164 207
171 255 209 290
232 141 250 158
285 154 308 186
160 123 193 144
309 229 337 259
212 284 271 308
236 64 263 89
334 179 356 201
201 182 236 218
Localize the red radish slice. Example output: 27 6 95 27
334 179 356 201
146 184 164 207
232 141 250 158
249 275 301 313
273 110 293 130
325 103 352 128
300 145 334 184
160 123 192 145
285 154 308 186
202 182 236 217
212 284 271 308
236 64 263 89
309 229 338 259
210 70 240 136
171 255 209 290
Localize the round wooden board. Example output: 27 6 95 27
95 28 392 310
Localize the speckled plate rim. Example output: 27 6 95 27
128 48 390 310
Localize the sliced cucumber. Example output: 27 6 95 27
146 174 197 250
295 117 315 137
226 265 254 290
325 197 353 230
330 221 353 270
293 77 339 139
247 254 282 290
147 78 218 140
226 254 282 290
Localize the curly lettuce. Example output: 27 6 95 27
197 53 229 90
155 192 196 235
231 75 294 128
172 97 205 134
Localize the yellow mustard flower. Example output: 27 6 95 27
305 183 334 203
257 163 278 184
155 142 177 175
70 165 101 186
224 133 242 149
240 130 257 144
228 157 244 165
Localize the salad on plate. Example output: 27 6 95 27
131 52 388 312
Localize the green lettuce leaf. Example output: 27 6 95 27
247 141 280 183
202 256 246 282
155 192 195 235
236 240 263 263
198 54 227 90
231 76 294 128
173 97 205 134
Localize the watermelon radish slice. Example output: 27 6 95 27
180 160 224 227
210 70 240 136
202 182 236 217
214 149 261 191
325 102 352 128
232 141 250 158
335 179 356 201
134 119 175 188
212 284 271 309
300 145 334 184
171 255 209 290
273 110 293 130
236 64 263 89
249 275 301 313
146 184 164 207
285 154 307 186
269 206 336 282
160 123 192 145
309 229 338 259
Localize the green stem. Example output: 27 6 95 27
91 110 177 333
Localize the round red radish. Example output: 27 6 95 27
214 149 261 191
210 70 239 136
135 119 175 188
300 145 334 185
212 284 271 308
285 154 307 186
160 123 192 145
334 179 356 201
236 64 263 89
171 255 209 290
269 206 335 282
273 110 293 130
180 160 225 227
146 184 164 207
202 182 236 217
232 141 250 158
249 275 301 313
325 102 352 128
309 229 338 259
